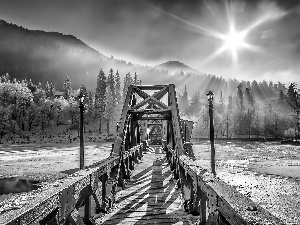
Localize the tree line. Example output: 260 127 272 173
179 82 300 139
0 70 141 141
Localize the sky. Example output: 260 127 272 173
0 0 300 85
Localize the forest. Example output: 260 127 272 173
1 65 299 143
0 70 141 143
178 80 300 140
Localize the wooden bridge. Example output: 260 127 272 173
0 84 283 224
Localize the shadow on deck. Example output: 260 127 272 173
94 147 200 225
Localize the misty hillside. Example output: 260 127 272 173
0 19 108 89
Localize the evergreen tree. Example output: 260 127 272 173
188 91 200 115
80 84 88 98
27 79 36 93
287 83 300 110
0 73 10 83
107 68 116 107
287 83 300 139
236 84 244 112
45 81 50 98
87 91 93 106
179 85 189 114
279 90 285 103
219 91 225 111
134 72 138 85
228 95 233 111
94 69 106 133
114 70 123 124
63 75 72 100
37 82 42 89
225 95 234 138
122 72 133 103
244 88 254 138
105 84 114 135
115 70 121 105
49 83 55 99
244 88 254 107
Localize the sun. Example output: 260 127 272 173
223 28 246 52
219 27 248 63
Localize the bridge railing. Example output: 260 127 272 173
0 143 145 225
164 144 283 225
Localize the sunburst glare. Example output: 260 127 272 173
217 27 248 64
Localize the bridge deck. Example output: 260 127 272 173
94 147 200 224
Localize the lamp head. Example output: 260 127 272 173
78 91 85 105
206 91 214 102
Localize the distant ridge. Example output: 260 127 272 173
155 61 198 74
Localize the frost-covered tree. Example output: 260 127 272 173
63 75 72 100
45 82 55 99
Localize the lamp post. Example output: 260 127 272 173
78 91 85 170
206 91 216 175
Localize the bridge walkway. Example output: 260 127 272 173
94 146 200 225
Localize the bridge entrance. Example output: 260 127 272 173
112 84 184 157
148 124 162 145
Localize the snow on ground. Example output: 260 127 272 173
192 141 300 225
0 142 112 182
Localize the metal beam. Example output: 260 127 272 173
134 88 149 99
129 108 171 114
134 85 167 90
132 87 169 110
138 116 167 120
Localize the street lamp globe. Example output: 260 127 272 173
78 91 85 106
206 91 214 102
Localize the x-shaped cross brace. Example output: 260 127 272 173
133 86 169 110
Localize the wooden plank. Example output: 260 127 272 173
94 148 200 225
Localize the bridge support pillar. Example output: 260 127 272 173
98 165 119 213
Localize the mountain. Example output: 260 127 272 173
155 61 198 74
0 19 108 89
0 19 206 93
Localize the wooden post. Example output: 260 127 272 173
100 173 108 212
209 104 216 175
84 196 91 224
79 103 84 170
207 91 216 175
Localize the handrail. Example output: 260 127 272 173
164 144 284 225
0 144 145 224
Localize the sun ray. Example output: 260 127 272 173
144 0 274 66
143 1 225 40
